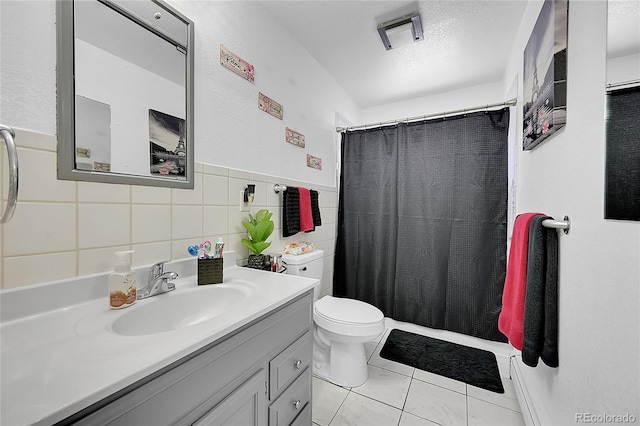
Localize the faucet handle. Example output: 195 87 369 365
149 260 171 279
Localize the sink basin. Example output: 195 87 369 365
111 281 256 336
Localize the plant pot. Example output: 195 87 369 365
247 254 271 270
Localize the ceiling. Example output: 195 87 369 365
607 0 640 59
258 0 639 110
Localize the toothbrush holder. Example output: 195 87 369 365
198 258 223 285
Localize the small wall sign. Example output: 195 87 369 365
306 154 322 170
220 45 255 83
285 128 305 148
258 92 283 120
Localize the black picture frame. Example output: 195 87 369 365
523 0 568 151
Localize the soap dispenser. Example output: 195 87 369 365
109 250 137 309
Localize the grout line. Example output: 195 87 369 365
400 377 412 412
327 388 349 426
466 385 470 426
128 184 133 254
466 394 523 414
75 181 80 276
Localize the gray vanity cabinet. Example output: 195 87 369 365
67 291 313 426
192 369 267 425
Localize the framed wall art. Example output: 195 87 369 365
523 0 568 150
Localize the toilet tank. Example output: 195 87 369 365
282 249 324 299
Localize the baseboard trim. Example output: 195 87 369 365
510 354 552 426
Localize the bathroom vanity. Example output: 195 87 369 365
0 254 316 426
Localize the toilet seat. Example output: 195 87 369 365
314 296 384 337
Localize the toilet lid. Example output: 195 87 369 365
315 296 383 325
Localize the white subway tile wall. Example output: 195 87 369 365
1 128 338 290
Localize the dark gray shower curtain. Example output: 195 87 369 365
334 109 509 342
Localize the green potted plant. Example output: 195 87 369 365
241 209 274 270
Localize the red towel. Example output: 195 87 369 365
498 212 544 350
298 187 314 232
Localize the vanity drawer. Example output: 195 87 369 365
270 330 312 397
290 402 311 426
269 368 311 426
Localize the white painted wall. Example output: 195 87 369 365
0 0 361 188
362 80 505 123
503 1 639 423
173 1 360 187
0 0 57 133
607 52 640 84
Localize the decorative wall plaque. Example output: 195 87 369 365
258 92 283 120
285 128 305 147
220 45 254 83
306 154 322 170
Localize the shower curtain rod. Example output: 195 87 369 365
606 79 640 91
335 98 517 133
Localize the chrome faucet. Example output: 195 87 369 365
137 260 178 300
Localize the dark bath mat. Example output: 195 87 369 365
379 329 504 393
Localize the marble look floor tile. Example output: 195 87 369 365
368 340 415 377
412 368 467 395
364 340 378 361
467 376 520 412
351 365 412 409
403 379 467 426
399 411 441 426
329 392 401 426
312 377 349 426
467 397 525 425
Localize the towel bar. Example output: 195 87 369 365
274 184 288 193
542 216 570 234
0 124 18 224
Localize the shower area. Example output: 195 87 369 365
334 107 511 343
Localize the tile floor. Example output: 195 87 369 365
311 324 525 426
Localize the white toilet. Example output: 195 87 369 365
282 249 384 387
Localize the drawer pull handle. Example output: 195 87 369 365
293 400 301 410
294 359 302 369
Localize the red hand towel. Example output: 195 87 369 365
498 212 544 350
298 187 314 232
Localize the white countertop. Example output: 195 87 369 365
0 258 316 426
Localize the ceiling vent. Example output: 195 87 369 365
377 13 424 51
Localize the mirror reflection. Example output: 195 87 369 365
57 0 194 188
604 0 640 221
